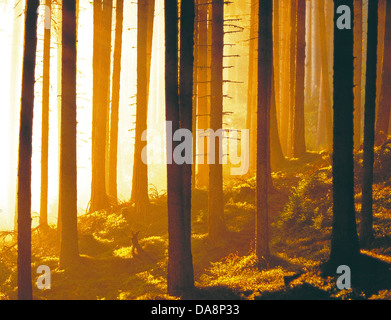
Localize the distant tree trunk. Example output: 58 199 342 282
376 0 386 113
359 0 379 248
131 0 155 214
305 0 312 105
256 0 273 261
318 0 333 151
108 0 124 201
293 0 307 157
375 0 391 145
10 0 23 231
353 0 363 150
247 0 258 173
279 0 290 155
209 0 226 243
328 0 360 270
311 0 321 106
40 0 51 228
196 0 210 187
165 0 195 296
17 0 39 300
90 0 110 212
287 0 297 157
59 0 79 268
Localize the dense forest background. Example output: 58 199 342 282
0 0 390 300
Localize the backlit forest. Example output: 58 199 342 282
0 0 391 301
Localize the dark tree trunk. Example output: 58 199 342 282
359 0 379 248
108 0 124 202
328 0 360 270
40 0 51 228
256 0 273 261
165 0 195 296
208 0 226 243
59 0 79 268
17 0 39 300
375 0 391 145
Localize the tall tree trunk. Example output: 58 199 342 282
40 0 51 228
247 0 258 173
376 0 386 114
318 0 333 151
208 0 226 243
165 0 195 296
287 0 297 157
305 0 312 105
108 0 124 201
359 0 379 248
196 0 210 187
17 0 39 300
131 0 155 213
293 0 307 157
90 0 110 212
256 0 273 261
10 0 23 231
59 0 79 268
375 0 391 145
353 0 363 150
328 0 360 270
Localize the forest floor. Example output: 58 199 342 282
1 144 391 300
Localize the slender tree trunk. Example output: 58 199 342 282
196 0 210 187
376 0 386 113
40 0 51 228
108 0 124 201
293 0 307 157
359 0 379 248
59 0 79 268
17 0 39 300
10 0 23 231
328 0 360 270
90 0 110 212
131 0 155 213
256 0 273 261
318 0 333 151
353 0 363 150
165 0 195 296
208 0 226 243
375 0 391 145
287 0 297 157
305 0 312 105
247 0 258 173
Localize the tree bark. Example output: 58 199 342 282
375 0 391 145
293 0 307 157
256 0 273 261
165 0 195 296
40 0 52 228
328 0 360 270
17 0 39 300
90 0 110 212
359 0 379 248
59 0 79 268
208 0 226 243
196 0 210 187
353 0 363 150
108 0 124 202
131 0 155 214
